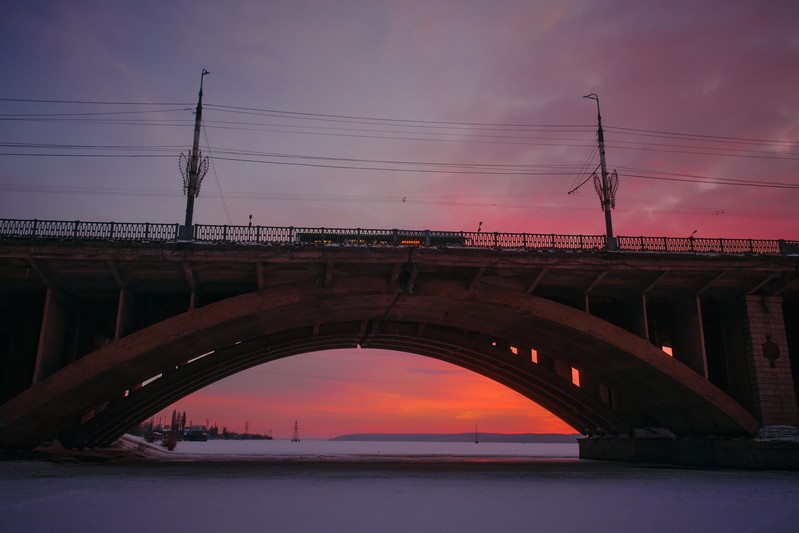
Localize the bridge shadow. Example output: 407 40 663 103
0 277 758 450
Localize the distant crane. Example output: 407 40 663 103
291 420 301 442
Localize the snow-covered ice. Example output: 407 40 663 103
163 438 580 461
2 438 798 533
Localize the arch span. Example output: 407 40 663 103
0 278 759 449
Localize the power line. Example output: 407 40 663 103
0 97 191 106
6 101 794 163
3 97 794 145
5 97 792 144
202 118 231 224
204 102 593 130
1 183 796 220
605 125 798 147
2 98 797 202
207 155 586 176
0 153 175 158
0 108 188 118
617 166 798 189
2 148 797 189
0 142 183 151
607 143 799 162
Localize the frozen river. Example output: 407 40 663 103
162 438 581 461
2 438 799 532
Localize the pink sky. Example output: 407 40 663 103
2 1 798 437
163 350 573 438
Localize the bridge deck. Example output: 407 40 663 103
2 218 798 255
1 239 797 301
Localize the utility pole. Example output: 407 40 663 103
583 93 619 250
179 69 211 239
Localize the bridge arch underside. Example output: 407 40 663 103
0 281 759 449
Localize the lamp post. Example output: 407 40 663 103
583 93 618 251
180 69 210 239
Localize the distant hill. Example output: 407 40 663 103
331 433 580 443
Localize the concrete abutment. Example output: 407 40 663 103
742 295 799 426
578 428 799 470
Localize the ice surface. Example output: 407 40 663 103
2 438 799 533
164 438 580 461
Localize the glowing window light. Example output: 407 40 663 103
571 367 581 387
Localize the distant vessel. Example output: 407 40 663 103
184 425 209 441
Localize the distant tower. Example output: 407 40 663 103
291 420 301 442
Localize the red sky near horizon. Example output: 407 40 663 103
157 350 575 439
2 1 798 438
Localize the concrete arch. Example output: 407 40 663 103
0 278 759 449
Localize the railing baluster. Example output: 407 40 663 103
0 218 793 255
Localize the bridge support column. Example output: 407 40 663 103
115 287 136 339
585 291 648 338
0 292 43 403
33 288 72 382
671 296 708 378
742 295 799 426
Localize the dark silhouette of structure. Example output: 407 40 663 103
0 219 797 467
291 420 300 442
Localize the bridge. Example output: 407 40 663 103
1 219 798 468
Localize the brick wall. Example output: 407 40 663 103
743 295 799 425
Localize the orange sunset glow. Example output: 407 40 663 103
158 349 574 439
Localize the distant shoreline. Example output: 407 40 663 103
331 433 581 443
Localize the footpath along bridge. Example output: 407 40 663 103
0 219 798 468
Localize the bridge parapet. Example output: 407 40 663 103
1 218 796 255
0 219 180 241
617 235 788 255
